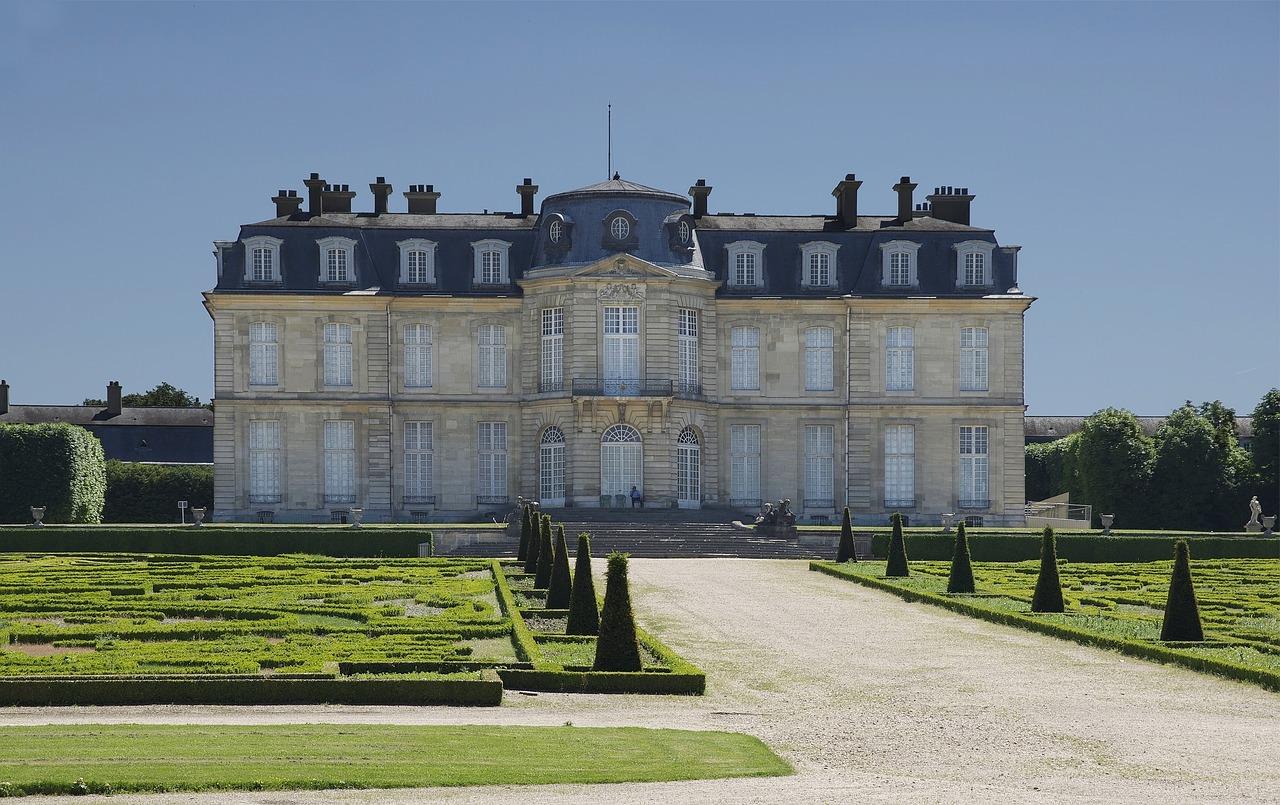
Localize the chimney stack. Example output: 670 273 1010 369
689 178 712 218
926 185 976 226
106 381 122 416
271 189 302 218
0 379 8 415
831 173 863 229
304 172 326 215
321 183 356 213
893 176 917 224
404 184 441 215
369 177 393 215
516 178 538 217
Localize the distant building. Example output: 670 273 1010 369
0 381 213 464
1024 415 1254 451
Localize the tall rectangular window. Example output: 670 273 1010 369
326 248 348 283
249 322 278 386
678 308 699 393
960 327 989 391
541 308 564 392
404 324 432 388
406 250 432 284
964 252 987 286
886 326 914 391
323 420 356 504
251 248 274 282
729 424 761 504
734 251 758 286
959 425 989 507
884 425 915 507
323 323 353 387
477 324 507 388
602 306 639 395
248 420 281 503
804 424 834 508
477 421 507 501
404 421 433 502
807 251 830 287
730 326 760 390
804 327 834 391
480 250 503 284
889 252 912 286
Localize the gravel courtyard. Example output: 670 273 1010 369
11 558 1280 804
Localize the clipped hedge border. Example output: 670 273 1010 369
0 527 428 557
811 561 1280 692
866 533 1279 563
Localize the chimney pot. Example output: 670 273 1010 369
892 176 918 223
0 379 8 416
404 184 441 214
370 177 393 215
516 177 539 217
271 189 304 218
303 173 327 215
831 172 863 229
106 381 122 416
689 178 713 218
376 176 385 183
926 184 976 225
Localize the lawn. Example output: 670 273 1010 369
812 559 1280 690
0 723 791 796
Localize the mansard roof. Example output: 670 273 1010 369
546 177 690 204
693 214 990 233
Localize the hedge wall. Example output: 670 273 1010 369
103 461 213 523
0 423 105 524
867 532 1279 562
0 526 429 557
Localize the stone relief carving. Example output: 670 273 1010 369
597 282 646 300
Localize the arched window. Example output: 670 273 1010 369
548 219 563 243
677 427 700 508
678 219 691 244
539 426 566 506
600 425 642 498
610 216 631 240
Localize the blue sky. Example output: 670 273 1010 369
1 1 1276 415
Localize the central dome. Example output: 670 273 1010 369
544 175 690 205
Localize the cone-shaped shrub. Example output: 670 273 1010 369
546 524 573 609
534 515 554 589
836 507 857 563
517 505 532 563
1160 540 1205 642
946 521 976 593
885 512 909 577
522 511 542 575
1030 526 1065 613
566 533 600 635
593 552 642 671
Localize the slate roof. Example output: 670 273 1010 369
546 178 689 204
1 406 213 464
694 214 989 233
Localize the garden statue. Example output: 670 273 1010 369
29 506 45 528
940 512 955 533
1263 515 1276 536
753 502 776 528
753 500 796 538
349 507 364 528
1245 496 1263 533
191 507 206 527
777 499 797 529
1100 514 1115 535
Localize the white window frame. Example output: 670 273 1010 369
804 424 834 509
729 424 761 505
602 306 641 395
804 326 834 392
477 421 508 502
472 239 511 285
539 426 566 506
404 420 434 503
248 419 282 504
954 240 997 288
323 322 353 387
248 321 279 387
477 323 507 388
726 241 765 288
541 308 564 392
880 240 921 288
800 242 839 288
609 215 631 240
242 235 283 283
676 427 701 507
403 323 432 389
317 236 356 284
959 425 990 508
323 419 356 505
884 424 915 508
960 327 989 392
397 238 437 285
730 325 760 391
678 308 699 394
886 326 914 392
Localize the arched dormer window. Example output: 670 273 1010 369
726 241 765 288
397 238 437 285
800 241 839 288
880 240 921 288
317 236 357 284
953 240 997 288
242 235 283 283
602 209 639 251
472 239 511 285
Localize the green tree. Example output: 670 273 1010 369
546 524 573 609
517 506 532 563
566 533 600 635
1024 433 1082 503
1030 527 1064 613
1076 408 1155 527
885 512 909 577
1151 405 1232 530
1249 389 1279 516
534 515 553 589
835 507 857 562
1159 540 1204 642
593 552 642 671
945 521 975 594
84 382 207 409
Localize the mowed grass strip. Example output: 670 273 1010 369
0 723 791 796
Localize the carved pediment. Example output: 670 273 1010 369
571 254 678 280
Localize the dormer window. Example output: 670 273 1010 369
678 220 691 244
602 209 638 251
397 238 437 285
472 239 511 285
548 219 563 244
954 241 997 288
880 240 921 288
726 241 765 288
242 235 283 283
800 241 839 288
609 216 630 240
317 236 356 284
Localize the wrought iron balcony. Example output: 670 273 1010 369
803 498 835 510
729 497 763 509
958 498 990 510
476 495 509 505
403 495 437 506
884 498 916 509
571 377 702 400
538 379 566 394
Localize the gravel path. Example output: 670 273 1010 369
9 559 1280 804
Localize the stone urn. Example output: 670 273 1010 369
940 513 955 533
1100 514 1114 535
349 507 364 528
191 507 206 527
29 506 45 528
1264 515 1276 536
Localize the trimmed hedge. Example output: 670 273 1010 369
0 423 105 524
498 668 705 695
103 461 213 523
0 526 429 557
868 532 1279 563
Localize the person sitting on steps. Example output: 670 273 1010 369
630 485 645 509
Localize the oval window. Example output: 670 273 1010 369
610 216 630 240
678 220 691 244
548 219 563 243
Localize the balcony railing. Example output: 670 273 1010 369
476 495 509 506
324 495 356 505
571 377 702 400
958 498 991 510
538 379 566 394
248 494 281 505
884 498 916 509
403 495 437 506
729 497 763 509
803 498 835 510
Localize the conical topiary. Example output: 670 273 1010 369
1160 540 1204 642
534 514 553 589
946 520 975 593
567 533 600 635
523 510 542 575
593 552 642 671
517 505 532 563
1030 526 1065 613
836 507 857 562
546 524 573 609
885 512 909 577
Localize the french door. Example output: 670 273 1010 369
603 306 639 395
